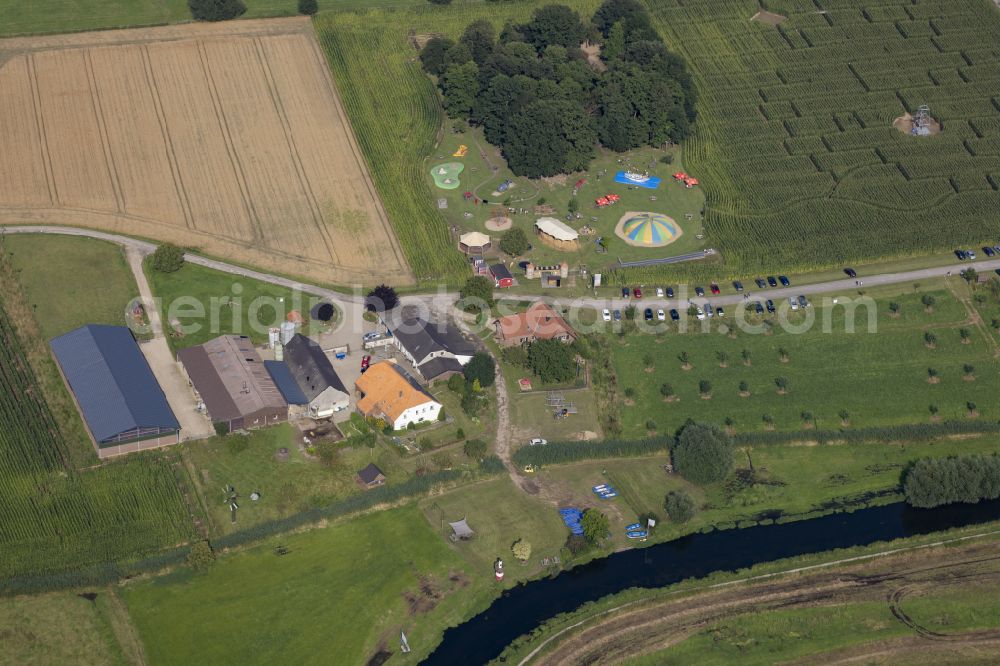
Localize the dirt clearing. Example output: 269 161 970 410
0 18 411 286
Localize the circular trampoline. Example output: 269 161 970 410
614 211 683 248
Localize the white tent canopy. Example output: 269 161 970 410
459 231 491 247
535 217 579 242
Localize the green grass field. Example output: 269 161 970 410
122 505 496 664
642 0 1000 277
145 259 327 351
611 282 1000 436
531 434 1000 547
432 127 706 268
3 235 138 340
0 589 136 665
180 424 415 535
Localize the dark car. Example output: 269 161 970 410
779 275 790 287
984 246 996 257
754 301 764 314
633 287 642 299
669 308 680 321
613 309 622 321
622 287 630 297
665 287 675 299
644 308 653 321
955 250 968 260
767 276 778 287
710 283 721 295
844 267 857 278
755 278 767 289
733 280 744 292
765 299 775 313
704 304 714 318
694 286 705 297
798 295 810 308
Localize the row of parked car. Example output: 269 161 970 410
956 246 1000 260
621 276 796 301
602 295 812 323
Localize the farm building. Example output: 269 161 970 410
355 361 442 430
534 217 579 250
178 335 288 432
50 325 179 456
490 263 514 288
263 360 309 413
494 302 578 346
389 309 476 383
282 334 350 418
357 463 387 489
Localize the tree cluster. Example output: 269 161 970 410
903 454 1000 508
151 243 185 273
672 422 734 485
420 0 696 177
188 0 246 21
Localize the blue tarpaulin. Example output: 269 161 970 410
614 171 661 189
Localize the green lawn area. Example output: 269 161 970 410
433 127 706 269
145 259 328 352
0 589 135 665
419 477 567 581
3 235 138 339
531 434 1000 549
122 505 497 664
180 424 413 536
611 283 1000 437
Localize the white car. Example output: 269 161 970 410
789 297 799 311
656 287 664 298
657 309 666 321
363 331 380 342
529 438 548 446
602 308 611 322
696 307 706 320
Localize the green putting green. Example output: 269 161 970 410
431 162 464 190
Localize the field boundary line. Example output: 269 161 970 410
306 28 410 274
25 54 58 205
83 48 126 214
195 39 263 245
140 44 194 230
517 527 1000 665
252 35 341 265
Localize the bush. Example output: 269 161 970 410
464 352 496 388
463 438 488 459
527 338 577 383
512 539 532 561
904 454 1000 508
213 422 230 437
478 455 506 474
664 490 696 523
502 345 530 368
672 422 734 485
151 243 185 273
188 0 246 21
499 227 529 256
297 0 317 14
447 373 466 394
186 541 216 570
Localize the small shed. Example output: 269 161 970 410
490 263 514 288
357 463 387 489
448 518 475 541
459 231 491 254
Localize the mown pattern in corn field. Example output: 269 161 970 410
643 0 1000 273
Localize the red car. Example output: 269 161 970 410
360 355 371 372
633 287 642 299
710 283 720 295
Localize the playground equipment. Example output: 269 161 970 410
547 392 577 418
595 193 621 207
616 212 681 247
615 171 661 189
912 105 933 136
452 144 468 157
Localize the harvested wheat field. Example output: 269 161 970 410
0 18 411 286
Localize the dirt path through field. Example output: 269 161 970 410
525 539 1000 665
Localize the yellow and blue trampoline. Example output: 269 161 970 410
615 212 682 247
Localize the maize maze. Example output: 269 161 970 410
630 0 1000 278
0 308 194 580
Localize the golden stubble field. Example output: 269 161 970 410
0 18 412 286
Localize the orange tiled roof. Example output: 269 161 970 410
355 361 437 422
496 302 576 342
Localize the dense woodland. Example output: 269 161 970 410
420 0 697 177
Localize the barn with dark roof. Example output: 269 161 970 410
50 325 179 456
